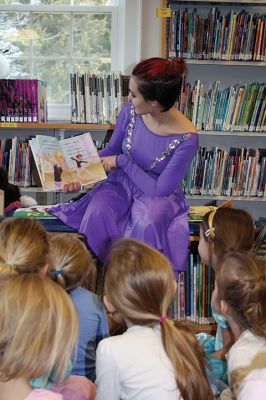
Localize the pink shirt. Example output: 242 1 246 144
25 389 62 400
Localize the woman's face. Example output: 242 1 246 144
128 76 153 115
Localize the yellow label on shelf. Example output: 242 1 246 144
157 8 171 17
0 122 18 128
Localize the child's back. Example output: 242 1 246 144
49 234 109 381
97 325 177 400
70 287 108 380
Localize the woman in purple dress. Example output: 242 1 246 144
50 58 198 278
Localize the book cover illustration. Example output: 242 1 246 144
29 133 106 191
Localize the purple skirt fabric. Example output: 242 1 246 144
49 169 189 279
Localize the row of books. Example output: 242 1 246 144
173 248 215 324
0 79 48 123
183 146 266 198
178 80 266 132
70 73 130 124
166 7 266 61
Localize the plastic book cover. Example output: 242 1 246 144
13 206 56 219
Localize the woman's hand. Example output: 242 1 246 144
100 156 117 172
62 182 81 193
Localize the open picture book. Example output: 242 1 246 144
29 132 107 191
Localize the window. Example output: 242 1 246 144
0 0 118 111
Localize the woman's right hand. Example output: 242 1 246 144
62 182 81 193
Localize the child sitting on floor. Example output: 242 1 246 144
198 207 255 384
96 238 214 400
49 233 109 382
0 217 95 399
0 274 78 400
216 252 266 400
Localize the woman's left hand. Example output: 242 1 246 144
100 156 118 172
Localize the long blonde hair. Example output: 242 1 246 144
216 252 266 338
0 274 78 382
49 233 96 292
0 218 49 276
105 238 214 400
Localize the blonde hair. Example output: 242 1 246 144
216 252 266 338
201 208 255 267
49 233 96 292
105 238 214 400
0 218 49 276
0 274 78 382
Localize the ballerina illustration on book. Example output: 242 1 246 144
71 154 98 182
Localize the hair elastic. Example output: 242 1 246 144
158 316 168 324
205 210 216 239
4 261 14 268
55 269 63 277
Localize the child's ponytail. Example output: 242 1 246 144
0 218 49 276
161 319 214 400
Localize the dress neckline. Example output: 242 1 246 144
139 113 193 138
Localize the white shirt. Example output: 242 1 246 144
96 325 181 400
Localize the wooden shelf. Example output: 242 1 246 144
184 60 266 67
186 195 266 201
0 122 114 130
198 130 266 136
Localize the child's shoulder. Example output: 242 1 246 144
70 287 104 309
26 389 63 400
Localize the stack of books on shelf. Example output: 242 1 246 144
0 79 48 123
177 80 266 132
173 249 215 324
166 7 266 61
183 146 266 198
70 73 130 124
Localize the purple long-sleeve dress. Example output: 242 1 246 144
50 102 198 278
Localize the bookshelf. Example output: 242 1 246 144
0 122 114 132
160 0 266 221
160 0 265 330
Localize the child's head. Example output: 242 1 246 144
199 208 255 270
105 238 213 400
0 274 78 383
216 252 266 338
76 154 83 160
49 233 96 292
0 217 49 276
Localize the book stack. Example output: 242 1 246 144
70 73 130 124
0 79 48 123
173 249 215 324
178 80 266 132
167 7 266 61
184 146 266 198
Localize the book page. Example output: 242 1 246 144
35 135 75 191
60 132 107 187
29 138 45 188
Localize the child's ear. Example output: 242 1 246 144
41 263 49 276
104 295 116 313
220 300 228 316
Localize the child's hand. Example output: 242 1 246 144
100 156 117 172
62 182 81 193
